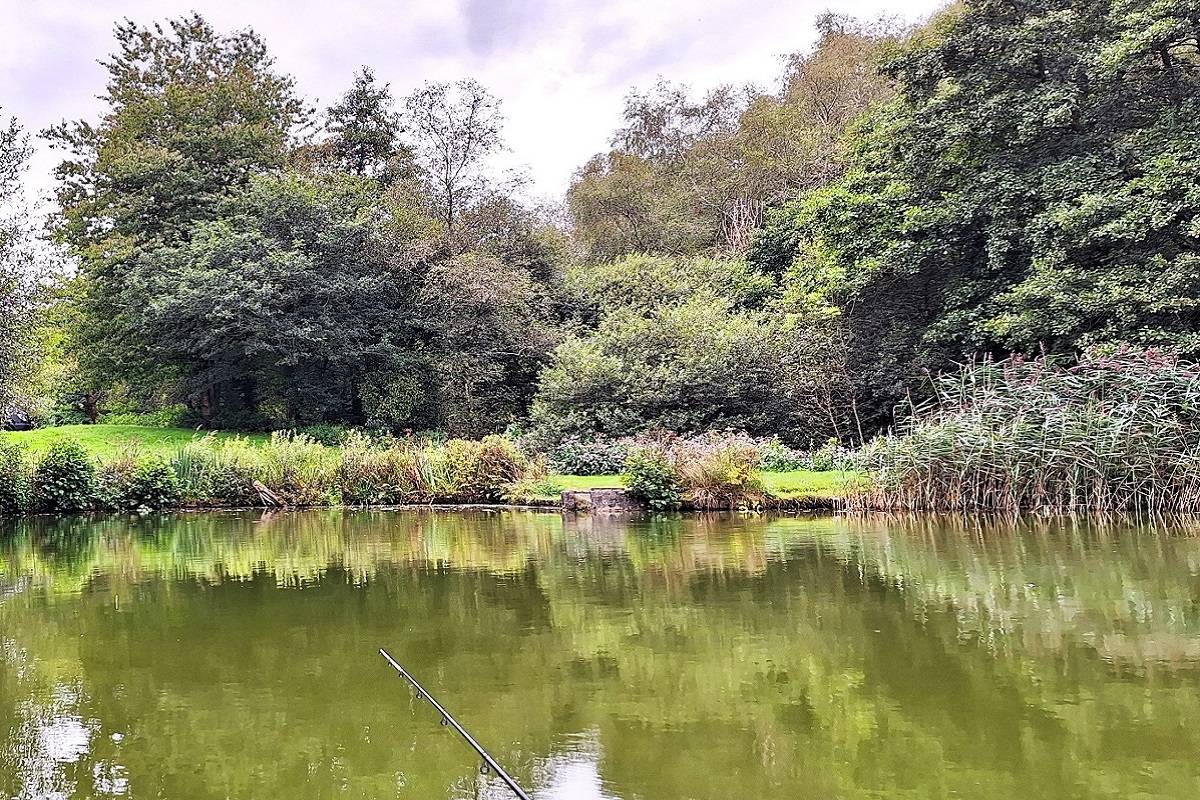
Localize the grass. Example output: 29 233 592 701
548 470 856 501
0 425 269 459
853 351 1200 513
761 470 860 499
1 425 857 505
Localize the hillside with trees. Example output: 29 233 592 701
1 1 1197 456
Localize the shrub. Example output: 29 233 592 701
527 296 840 448
101 404 190 428
622 440 683 511
677 433 767 510
755 436 811 472
542 434 633 475
98 452 181 510
851 351 1200 513
294 423 350 447
33 440 97 513
173 436 261 506
436 435 536 503
254 433 337 506
0 442 31 514
809 438 853 471
502 475 564 505
337 433 413 505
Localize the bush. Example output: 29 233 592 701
254 433 338 506
809 438 853 471
852 351 1200 512
0 442 31 514
755 437 811 472
33 440 97 513
527 296 839 448
677 433 767 510
502 474 564 504
435 435 537 503
294 423 350 447
173 436 262 506
98 452 181 510
542 434 632 475
101 404 190 428
622 441 683 511
337 433 416 505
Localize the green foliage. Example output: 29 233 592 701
101 404 190 428
295 424 350 447
435 435 539 504
319 67 407 180
756 0 1200 429
754 437 810 472
568 17 903 260
253 433 338 506
541 434 633 475
46 14 306 403
0 441 31 513
336 433 412 505
413 253 560 437
125 171 410 427
501 474 565 504
529 293 841 445
622 442 683 511
621 433 777 510
173 437 261 507
32 440 97 513
853 351 1200 513
676 433 768 510
564 254 774 317
0 112 37 416
98 453 182 511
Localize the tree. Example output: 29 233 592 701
403 79 504 246
569 16 904 261
124 172 412 426
321 67 407 180
753 0 1200 430
413 253 560 437
0 113 34 416
44 14 307 406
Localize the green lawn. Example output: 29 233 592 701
550 470 857 500
0 424 267 458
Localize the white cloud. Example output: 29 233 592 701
0 0 946 205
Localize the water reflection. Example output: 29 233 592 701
1 511 1199 799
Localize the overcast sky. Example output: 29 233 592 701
1 0 945 204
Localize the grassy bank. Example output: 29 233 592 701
0 425 268 458
0 425 855 514
550 471 854 501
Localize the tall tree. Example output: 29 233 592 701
0 113 34 416
403 79 504 247
753 0 1200 429
322 67 407 179
126 172 412 426
45 14 306 407
569 15 904 261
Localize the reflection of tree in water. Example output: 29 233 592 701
813 515 1200 668
1 511 1199 799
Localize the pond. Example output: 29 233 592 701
1 510 1199 799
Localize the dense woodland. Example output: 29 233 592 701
2 0 1198 452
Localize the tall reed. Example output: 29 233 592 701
850 351 1200 513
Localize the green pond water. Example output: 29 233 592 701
1 511 1199 799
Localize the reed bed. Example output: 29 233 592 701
850 351 1200 513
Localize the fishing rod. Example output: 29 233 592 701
379 648 533 800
